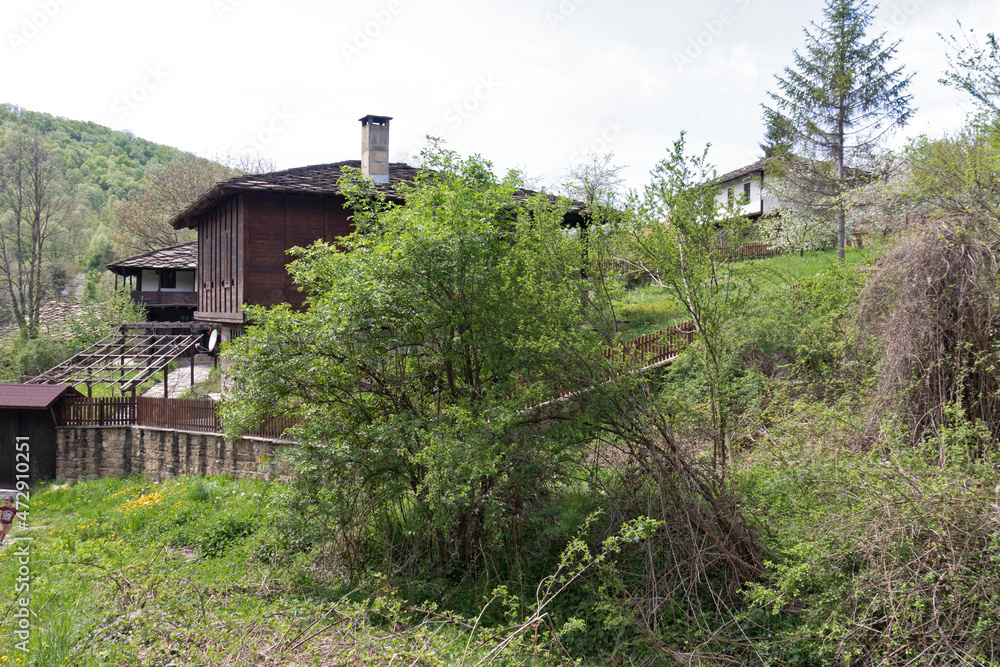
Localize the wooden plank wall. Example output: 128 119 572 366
0 409 58 485
193 192 355 318
198 196 242 317
284 195 327 311
242 193 354 311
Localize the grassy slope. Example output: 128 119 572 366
0 476 574 667
616 247 875 338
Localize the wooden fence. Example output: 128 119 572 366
137 396 219 432
606 320 697 367
62 396 136 426
716 242 782 259
61 396 298 441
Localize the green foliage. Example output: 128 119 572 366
940 23 1000 121
0 334 75 381
0 103 210 333
223 144 616 578
764 0 913 259
0 104 186 206
0 287 146 382
738 450 1000 665
906 123 1000 227
614 132 759 470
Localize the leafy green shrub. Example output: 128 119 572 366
0 335 74 381
185 478 218 502
740 452 1000 665
196 505 261 558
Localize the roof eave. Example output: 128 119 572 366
170 184 241 230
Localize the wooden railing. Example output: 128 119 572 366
605 320 697 367
715 242 782 259
61 396 299 441
131 290 199 307
62 396 136 426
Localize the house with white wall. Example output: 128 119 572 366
712 159 779 219
106 242 198 322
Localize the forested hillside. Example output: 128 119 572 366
0 104 239 380
0 103 189 273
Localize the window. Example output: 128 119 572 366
743 181 751 204
160 270 176 289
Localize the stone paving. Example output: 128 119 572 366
142 356 218 399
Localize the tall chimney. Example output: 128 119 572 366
360 114 391 184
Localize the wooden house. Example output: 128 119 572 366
168 115 583 341
106 242 199 322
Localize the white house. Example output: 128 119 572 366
712 159 779 219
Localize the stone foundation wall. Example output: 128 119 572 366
56 426 288 483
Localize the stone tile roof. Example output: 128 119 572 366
170 161 584 229
715 159 769 185
106 242 198 273
0 301 85 340
0 382 81 409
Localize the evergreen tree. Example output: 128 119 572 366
763 0 913 260
759 114 794 158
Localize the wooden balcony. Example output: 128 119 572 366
131 290 198 308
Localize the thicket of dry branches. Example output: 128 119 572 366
857 222 999 449
580 380 767 663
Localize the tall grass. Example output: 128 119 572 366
0 476 581 666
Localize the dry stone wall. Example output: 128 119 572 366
56 426 289 483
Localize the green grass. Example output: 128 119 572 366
178 372 221 399
743 246 876 283
0 476 578 666
616 288 688 339
615 247 877 337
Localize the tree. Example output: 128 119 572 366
221 147 614 573
940 23 1000 121
562 152 627 211
759 114 794 158
906 126 1000 231
764 0 914 261
0 123 73 338
612 133 755 473
110 152 274 255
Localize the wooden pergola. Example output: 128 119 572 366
27 325 206 398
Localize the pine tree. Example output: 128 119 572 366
759 114 794 158
763 0 913 260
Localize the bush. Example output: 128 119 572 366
740 450 1000 666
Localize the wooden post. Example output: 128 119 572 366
190 350 195 388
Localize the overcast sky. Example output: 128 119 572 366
3 0 997 192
